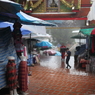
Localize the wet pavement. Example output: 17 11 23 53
1 55 95 95
27 56 95 95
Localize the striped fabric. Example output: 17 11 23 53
0 27 18 89
18 61 28 92
6 60 18 90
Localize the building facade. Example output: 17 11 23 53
11 0 93 27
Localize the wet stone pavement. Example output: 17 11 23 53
1 56 95 95
27 56 95 95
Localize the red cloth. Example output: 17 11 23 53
80 59 89 63
91 36 95 53
61 53 65 59
18 61 28 92
6 60 18 90
91 28 95 53
60 45 66 59
91 28 95 35
60 45 66 48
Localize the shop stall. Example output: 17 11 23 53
79 28 95 73
0 27 18 89
0 21 29 95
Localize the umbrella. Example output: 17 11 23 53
43 49 56 55
79 28 94 36
40 47 52 50
35 41 52 48
55 51 61 56
0 0 23 14
71 34 86 39
0 22 31 35
29 38 40 42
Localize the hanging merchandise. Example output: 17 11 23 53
18 56 28 94
12 22 24 58
14 38 24 57
12 21 22 39
6 56 18 95
23 46 28 58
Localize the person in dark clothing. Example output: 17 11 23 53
65 48 71 69
74 46 80 65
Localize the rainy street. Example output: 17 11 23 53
27 55 95 95
0 0 95 95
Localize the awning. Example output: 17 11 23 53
71 34 86 39
91 28 95 35
0 1 56 26
79 28 94 36
0 22 47 35
22 33 51 39
0 12 19 22
21 24 47 35
0 11 56 26
0 22 31 35
16 11 57 26
0 0 23 14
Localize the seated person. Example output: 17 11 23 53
74 46 80 64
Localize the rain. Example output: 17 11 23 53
1 0 95 95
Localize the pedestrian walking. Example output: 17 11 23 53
65 48 71 69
